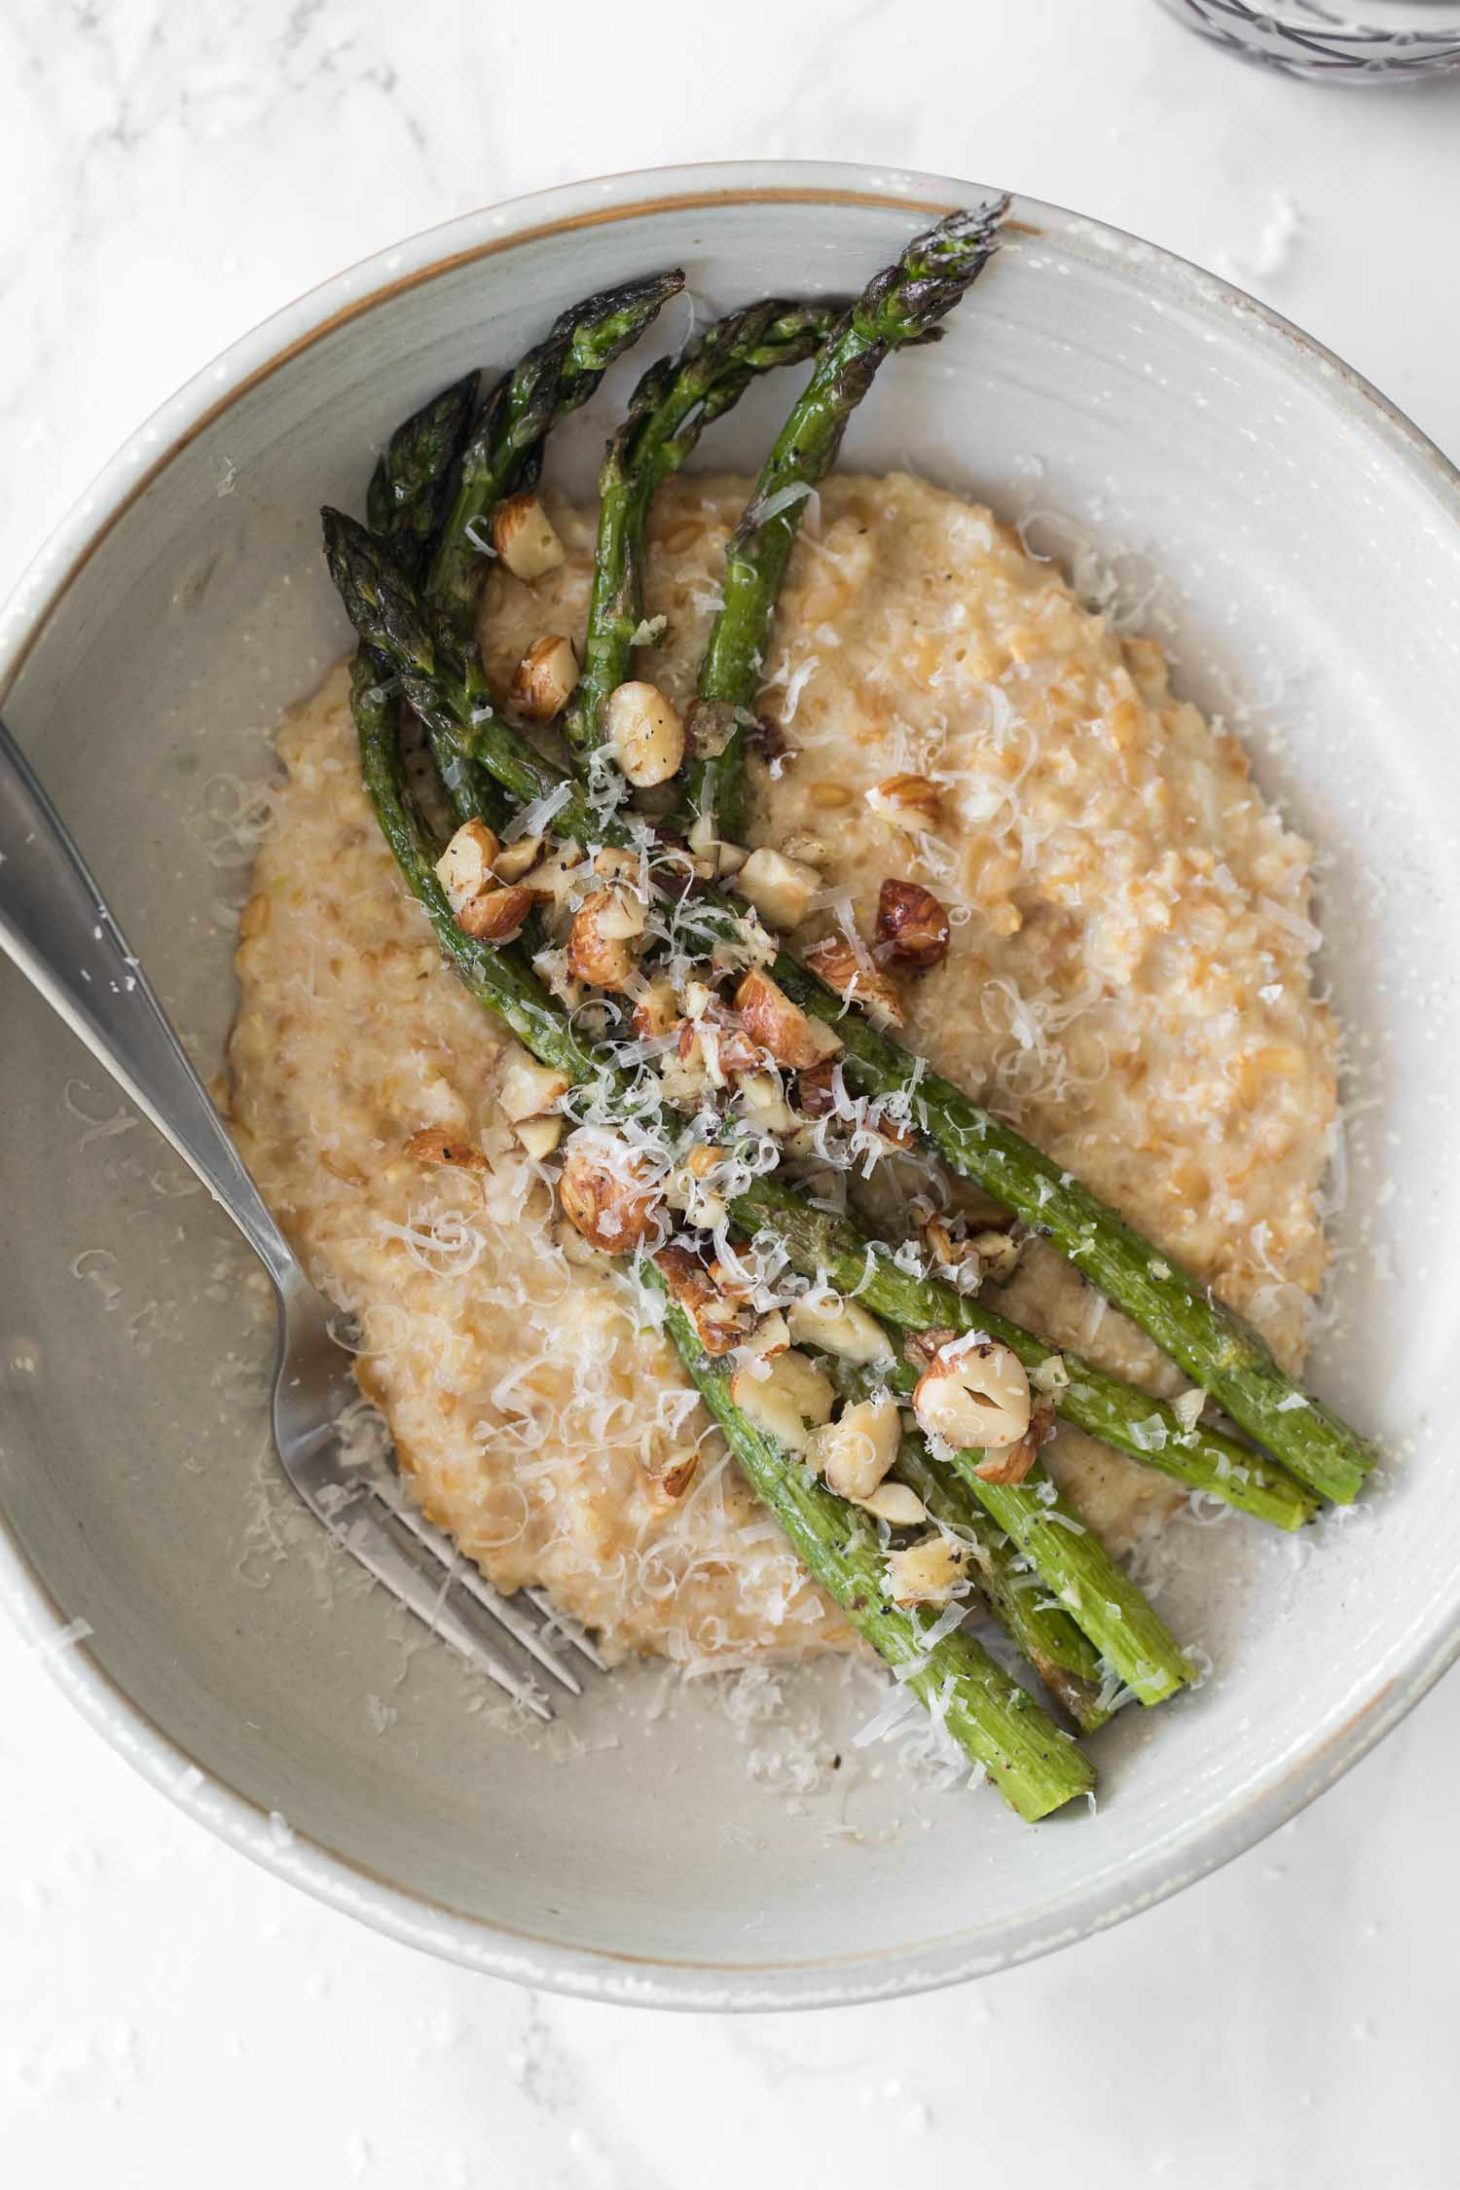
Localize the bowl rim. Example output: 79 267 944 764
3 156 1458 2012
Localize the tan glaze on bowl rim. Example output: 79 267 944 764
2 160 1458 2011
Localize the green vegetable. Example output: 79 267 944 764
324 509 1370 1504
561 299 840 768
426 270 685 641
655 1277 1095 1820
734 1181 1318 1532
677 200 1008 843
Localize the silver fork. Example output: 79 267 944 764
0 717 602 1718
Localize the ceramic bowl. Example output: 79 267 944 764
3 161 1459 2010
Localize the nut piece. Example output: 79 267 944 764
403 1129 491 1173
457 883 537 942
630 973 682 1040
913 1333 1032 1455
786 1291 894 1366
918 1211 986 1295
860 1482 927 1526
728 1348 835 1454
796 1058 841 1118
654 1243 749 1358
975 1396 1053 1486
867 773 943 831
435 819 501 912
971 1227 1022 1284
643 1447 698 1501
733 846 821 933
886 1534 971 1607
514 1115 564 1162
492 832 546 883
566 886 646 992
874 878 951 971
735 969 842 1071
497 1055 569 1124
557 1130 664 1254
736 1070 796 1137
605 680 686 788
806 1390 902 1502
491 492 566 582
804 934 905 1030
509 634 579 723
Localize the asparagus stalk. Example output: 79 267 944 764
360 372 511 833
876 1410 1111 1733
347 334 1099 1806
677 202 1008 844
734 1180 1317 1532
776 969 1373 1506
654 1276 1094 1819
352 658 606 1087
561 300 840 767
838 1353 1192 1709
355 658 1092 1809
367 371 481 583
323 512 1369 1505
427 270 685 642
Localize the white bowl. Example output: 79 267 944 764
3 161 1459 2010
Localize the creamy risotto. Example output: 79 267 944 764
227 471 1336 1666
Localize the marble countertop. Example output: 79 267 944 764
3 3 1458 2182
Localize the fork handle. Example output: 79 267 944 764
0 716 298 1290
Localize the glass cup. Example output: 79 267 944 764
1156 0 1460 78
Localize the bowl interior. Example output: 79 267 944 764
4 173 1460 2004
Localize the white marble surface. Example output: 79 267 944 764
3 2 1459 2182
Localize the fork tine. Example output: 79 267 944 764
384 1497 583 1696
525 1587 609 1673
331 1494 554 1721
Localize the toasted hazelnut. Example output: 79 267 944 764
676 1002 761 1090
644 1448 698 1501
735 969 842 1071
803 934 905 1030
457 883 537 942
913 1333 1032 1454
806 1391 901 1503
859 1482 927 1526
886 1534 971 1606
868 773 943 830
435 819 501 912
874 878 951 971
919 1212 985 1295
492 832 546 883
491 492 565 582
605 680 685 788
975 1395 1054 1486
497 1055 569 1124
654 1243 750 1358
630 973 682 1040
737 1309 790 1363
733 846 822 933
557 1130 663 1253
728 1348 835 1454
666 1142 731 1230
786 1292 894 1366
735 1070 797 1137
972 1228 1023 1283
514 1114 565 1162
509 634 578 723
796 1058 842 1118
518 842 588 916
403 1129 491 1173
566 887 646 992
684 696 737 760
